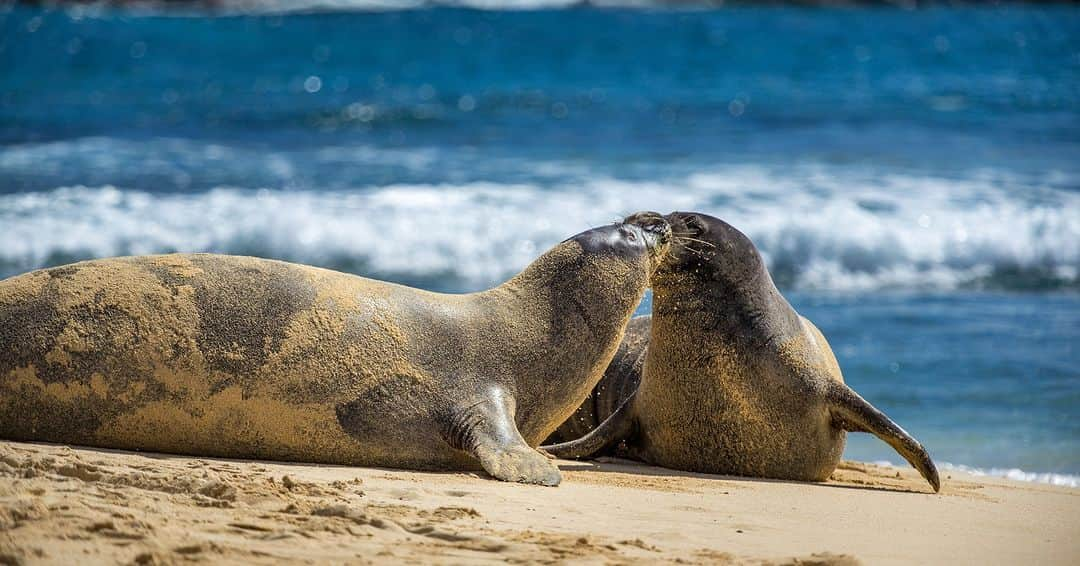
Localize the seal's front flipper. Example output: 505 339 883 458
443 386 561 487
827 382 941 492
541 393 636 459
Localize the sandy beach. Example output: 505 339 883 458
0 440 1075 565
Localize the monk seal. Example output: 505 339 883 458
545 212 940 492
0 217 671 486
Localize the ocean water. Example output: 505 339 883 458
1 4 1077 484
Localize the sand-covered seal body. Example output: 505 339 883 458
0 218 670 486
546 212 940 491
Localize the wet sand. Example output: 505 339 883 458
0 440 1076 565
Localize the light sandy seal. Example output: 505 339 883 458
545 212 940 492
0 218 671 486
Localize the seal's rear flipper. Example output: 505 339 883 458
828 383 941 492
541 394 636 459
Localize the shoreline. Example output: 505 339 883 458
2 440 1076 564
884 459 1079 488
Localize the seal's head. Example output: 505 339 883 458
647 211 768 298
569 212 672 273
506 213 671 317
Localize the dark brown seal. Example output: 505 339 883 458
545 212 940 492
0 218 671 486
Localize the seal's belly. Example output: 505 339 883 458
0 254 467 469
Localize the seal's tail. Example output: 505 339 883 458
827 382 941 493
540 394 636 459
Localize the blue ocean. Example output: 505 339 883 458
1 3 1077 484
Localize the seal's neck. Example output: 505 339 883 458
651 261 800 355
481 240 648 441
490 240 645 338
497 240 584 297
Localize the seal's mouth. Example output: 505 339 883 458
664 211 702 240
662 211 714 256
623 211 672 257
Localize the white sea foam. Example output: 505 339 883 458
1 161 1077 290
870 460 1079 488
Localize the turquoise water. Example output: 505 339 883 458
1 4 1077 482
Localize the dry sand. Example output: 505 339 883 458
0 440 1076 565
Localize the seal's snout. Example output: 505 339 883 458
623 211 672 252
665 211 705 237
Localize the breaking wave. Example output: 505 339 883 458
1 162 1076 291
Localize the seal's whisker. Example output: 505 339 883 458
673 236 718 249
672 241 710 258
670 229 711 238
